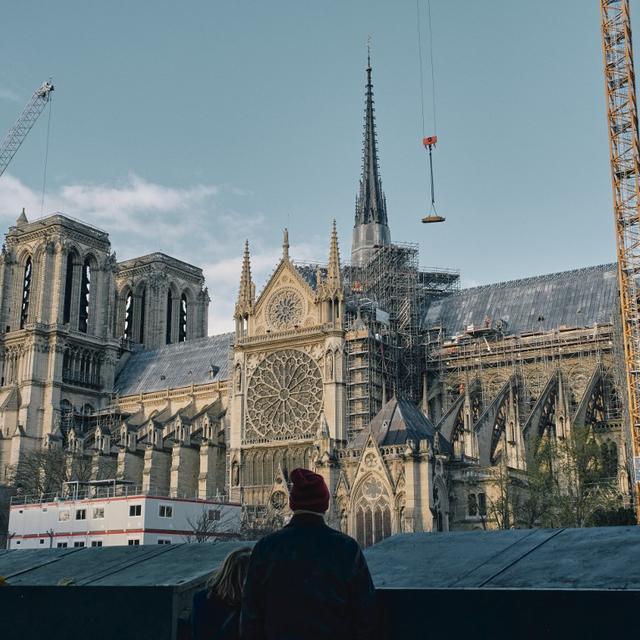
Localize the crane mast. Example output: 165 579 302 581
600 0 640 519
0 80 54 179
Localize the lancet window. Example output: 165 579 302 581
123 291 134 340
179 293 188 342
63 252 75 324
78 258 91 333
139 287 146 343
20 257 32 329
166 290 173 344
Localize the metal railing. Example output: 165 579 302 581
10 483 230 507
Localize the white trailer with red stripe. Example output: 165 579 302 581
8 481 241 549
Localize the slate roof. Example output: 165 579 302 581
4 527 640 590
350 397 451 452
422 263 618 337
114 333 233 396
293 263 326 292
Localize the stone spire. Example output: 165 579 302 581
318 221 344 306
351 53 391 267
282 228 290 262
16 208 28 227
326 220 342 288
234 240 254 318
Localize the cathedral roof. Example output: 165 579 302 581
422 263 617 337
117 252 204 280
350 397 451 452
114 333 233 396
293 264 326 291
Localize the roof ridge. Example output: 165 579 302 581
456 263 616 295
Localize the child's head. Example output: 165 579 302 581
208 546 252 605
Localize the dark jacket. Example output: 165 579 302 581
192 588 240 640
240 513 376 640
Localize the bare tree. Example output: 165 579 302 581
183 505 227 543
9 448 92 497
238 510 284 541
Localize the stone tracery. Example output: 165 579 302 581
245 349 323 442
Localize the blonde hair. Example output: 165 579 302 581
207 547 252 606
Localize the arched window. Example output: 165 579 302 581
352 475 392 548
78 257 91 333
20 257 32 329
63 253 75 324
179 293 188 342
166 289 173 344
123 291 134 339
139 287 146 343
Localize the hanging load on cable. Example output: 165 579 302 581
421 134 444 223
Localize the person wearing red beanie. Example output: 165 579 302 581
288 467 331 513
240 468 376 640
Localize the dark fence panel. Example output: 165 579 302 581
0 586 176 640
2 585 639 639
378 588 640 639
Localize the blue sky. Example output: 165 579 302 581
0 1 632 332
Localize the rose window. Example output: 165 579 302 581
361 476 384 501
267 289 304 330
245 349 323 442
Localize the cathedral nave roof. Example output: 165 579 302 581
114 332 233 396
422 263 617 338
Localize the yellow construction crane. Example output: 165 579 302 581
600 0 640 520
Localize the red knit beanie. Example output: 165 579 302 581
289 468 330 513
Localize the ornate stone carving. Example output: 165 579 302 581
245 349 323 442
271 490 286 510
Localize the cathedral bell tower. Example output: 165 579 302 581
0 212 119 474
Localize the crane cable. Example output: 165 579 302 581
426 0 437 136
417 0 441 218
416 0 438 138
40 90 53 216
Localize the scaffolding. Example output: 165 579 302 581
424 321 618 426
343 243 459 437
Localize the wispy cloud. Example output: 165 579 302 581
0 173 327 334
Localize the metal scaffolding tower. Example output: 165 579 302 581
600 0 640 519
344 243 458 437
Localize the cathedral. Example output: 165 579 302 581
0 60 629 546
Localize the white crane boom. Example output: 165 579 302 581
0 80 54 179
